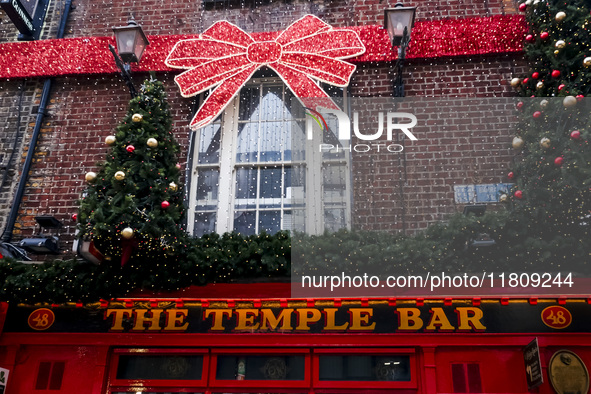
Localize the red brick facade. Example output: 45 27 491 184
0 0 526 256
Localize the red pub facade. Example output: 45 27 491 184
1 290 591 393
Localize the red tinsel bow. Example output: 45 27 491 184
165 15 365 129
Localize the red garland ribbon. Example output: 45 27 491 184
0 15 525 80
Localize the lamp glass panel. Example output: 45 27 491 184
386 9 414 42
116 29 138 55
134 33 147 62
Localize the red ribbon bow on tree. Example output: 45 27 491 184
165 15 366 129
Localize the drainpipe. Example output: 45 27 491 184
0 0 74 243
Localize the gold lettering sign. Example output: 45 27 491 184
103 306 487 333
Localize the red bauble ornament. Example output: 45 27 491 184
531 72 539 79
533 111 542 118
176 163 182 170
558 84 565 91
514 190 523 199
161 201 170 209
72 213 77 221
551 70 561 78
554 157 564 166
126 145 135 153
523 78 529 84
508 171 515 179
571 130 581 139
519 3 527 11
540 32 549 40
525 34 534 42
516 101 524 110
576 94 584 101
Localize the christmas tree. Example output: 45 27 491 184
509 0 590 261
77 78 185 266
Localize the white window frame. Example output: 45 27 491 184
186 78 351 236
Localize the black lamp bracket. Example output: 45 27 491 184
109 44 138 98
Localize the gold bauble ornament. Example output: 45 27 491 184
540 99 549 109
584 57 591 67
85 171 97 182
536 81 544 90
555 11 566 22
563 95 577 108
114 171 126 180
121 227 134 239
169 182 178 192
105 135 116 145
554 50 559 55
555 40 566 49
499 194 509 203
512 137 525 149
510 78 521 88
132 113 143 122
540 137 551 149
147 138 159 148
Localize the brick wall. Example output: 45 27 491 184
0 80 41 237
0 0 526 257
350 55 528 233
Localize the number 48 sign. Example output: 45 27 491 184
27 308 55 331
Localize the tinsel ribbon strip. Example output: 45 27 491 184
0 15 525 80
